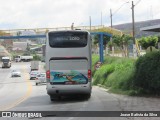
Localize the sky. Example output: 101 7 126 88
0 0 160 30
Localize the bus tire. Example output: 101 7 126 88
50 95 61 101
84 93 91 99
50 96 55 101
36 83 38 86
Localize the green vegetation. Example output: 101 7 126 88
138 36 158 52
91 27 122 36
132 51 160 95
33 54 41 61
112 34 132 56
92 55 135 95
92 51 160 96
92 54 99 75
10 52 22 60
92 34 132 57
92 33 160 96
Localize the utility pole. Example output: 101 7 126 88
109 2 129 56
131 1 135 44
110 9 114 56
131 1 137 57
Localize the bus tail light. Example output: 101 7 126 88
88 69 91 79
46 70 50 79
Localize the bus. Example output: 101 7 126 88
46 30 92 101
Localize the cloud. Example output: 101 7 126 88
0 0 160 29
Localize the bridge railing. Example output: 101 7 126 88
0 25 122 36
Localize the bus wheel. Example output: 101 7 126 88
50 96 61 101
50 98 54 101
84 94 91 99
50 96 55 101
36 83 38 86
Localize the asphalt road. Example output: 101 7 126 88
0 62 160 120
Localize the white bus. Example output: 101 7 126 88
46 30 92 101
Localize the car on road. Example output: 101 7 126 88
11 70 21 77
35 73 46 85
30 71 40 80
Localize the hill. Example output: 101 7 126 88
113 19 160 38
0 45 11 59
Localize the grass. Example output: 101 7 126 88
92 54 136 95
92 54 99 75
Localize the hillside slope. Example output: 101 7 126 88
113 19 160 38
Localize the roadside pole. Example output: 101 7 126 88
131 1 137 58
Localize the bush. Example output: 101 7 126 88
133 51 160 95
93 64 115 85
92 52 160 96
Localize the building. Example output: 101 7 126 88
12 42 28 52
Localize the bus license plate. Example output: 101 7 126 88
65 81 74 85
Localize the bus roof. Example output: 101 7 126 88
48 30 90 34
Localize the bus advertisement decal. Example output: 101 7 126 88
50 70 87 84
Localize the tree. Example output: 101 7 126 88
112 34 132 57
122 34 132 57
138 36 158 52
93 34 110 54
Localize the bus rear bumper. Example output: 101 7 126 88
46 83 92 96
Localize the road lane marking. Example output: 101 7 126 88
0 66 32 111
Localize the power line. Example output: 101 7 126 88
112 1 130 16
135 0 142 6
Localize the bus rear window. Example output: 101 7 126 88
49 32 88 48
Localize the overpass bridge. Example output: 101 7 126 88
0 25 122 62
0 25 122 37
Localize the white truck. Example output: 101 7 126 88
15 55 33 62
31 61 39 71
2 57 11 68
